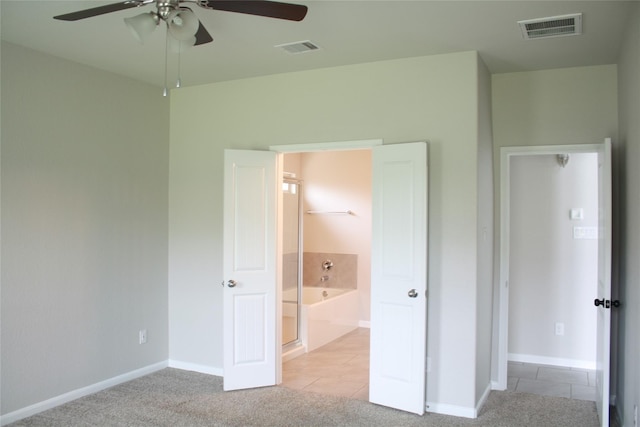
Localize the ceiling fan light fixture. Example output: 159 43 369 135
167 8 199 41
124 12 158 43
168 35 196 53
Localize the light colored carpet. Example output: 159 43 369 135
10 368 599 426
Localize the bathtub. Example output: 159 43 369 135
301 287 359 352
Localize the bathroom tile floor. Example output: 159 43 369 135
282 327 596 404
508 361 596 401
281 327 370 400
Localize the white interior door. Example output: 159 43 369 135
223 149 278 391
595 138 612 426
369 142 428 415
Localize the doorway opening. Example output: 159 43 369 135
279 148 372 400
494 141 612 425
507 152 598 401
224 140 428 414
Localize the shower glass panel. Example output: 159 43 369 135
282 178 302 347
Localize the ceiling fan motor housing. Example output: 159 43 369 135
156 0 182 20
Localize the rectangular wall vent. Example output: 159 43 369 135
275 40 320 54
518 13 582 40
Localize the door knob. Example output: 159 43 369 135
594 298 620 309
226 280 237 288
408 289 418 298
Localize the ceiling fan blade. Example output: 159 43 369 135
53 1 140 21
178 7 214 46
194 21 214 45
203 1 308 22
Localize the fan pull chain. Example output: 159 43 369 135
163 28 169 97
176 43 182 88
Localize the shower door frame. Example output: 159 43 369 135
282 177 304 350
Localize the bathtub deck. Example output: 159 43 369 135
280 327 370 400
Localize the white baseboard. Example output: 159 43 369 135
358 320 371 328
426 402 477 419
0 361 168 426
491 380 506 391
508 353 596 370
427 383 490 419
167 360 223 377
475 383 492 417
282 344 306 362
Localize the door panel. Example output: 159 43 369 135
379 303 414 381
223 149 277 391
380 161 415 277
232 294 267 364
369 142 428 415
595 138 612 426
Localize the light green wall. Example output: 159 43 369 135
491 63 619 387
616 3 640 425
1 42 170 415
492 65 618 149
475 56 494 403
168 51 486 412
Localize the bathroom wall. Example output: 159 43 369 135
299 150 372 323
303 252 357 290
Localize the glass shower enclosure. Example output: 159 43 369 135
282 177 303 348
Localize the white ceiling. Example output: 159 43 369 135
1 1 636 89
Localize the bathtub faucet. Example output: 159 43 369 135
320 275 330 282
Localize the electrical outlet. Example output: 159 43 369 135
139 329 147 344
555 322 565 336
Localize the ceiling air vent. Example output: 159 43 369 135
518 13 582 40
275 40 320 54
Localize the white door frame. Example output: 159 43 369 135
271 138 428 414
495 143 604 389
270 139 383 384
270 139 383 154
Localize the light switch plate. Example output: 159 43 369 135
570 208 584 220
574 226 598 239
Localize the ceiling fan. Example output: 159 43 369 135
53 0 309 47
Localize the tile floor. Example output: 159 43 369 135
282 328 596 404
281 327 370 400
508 361 596 401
